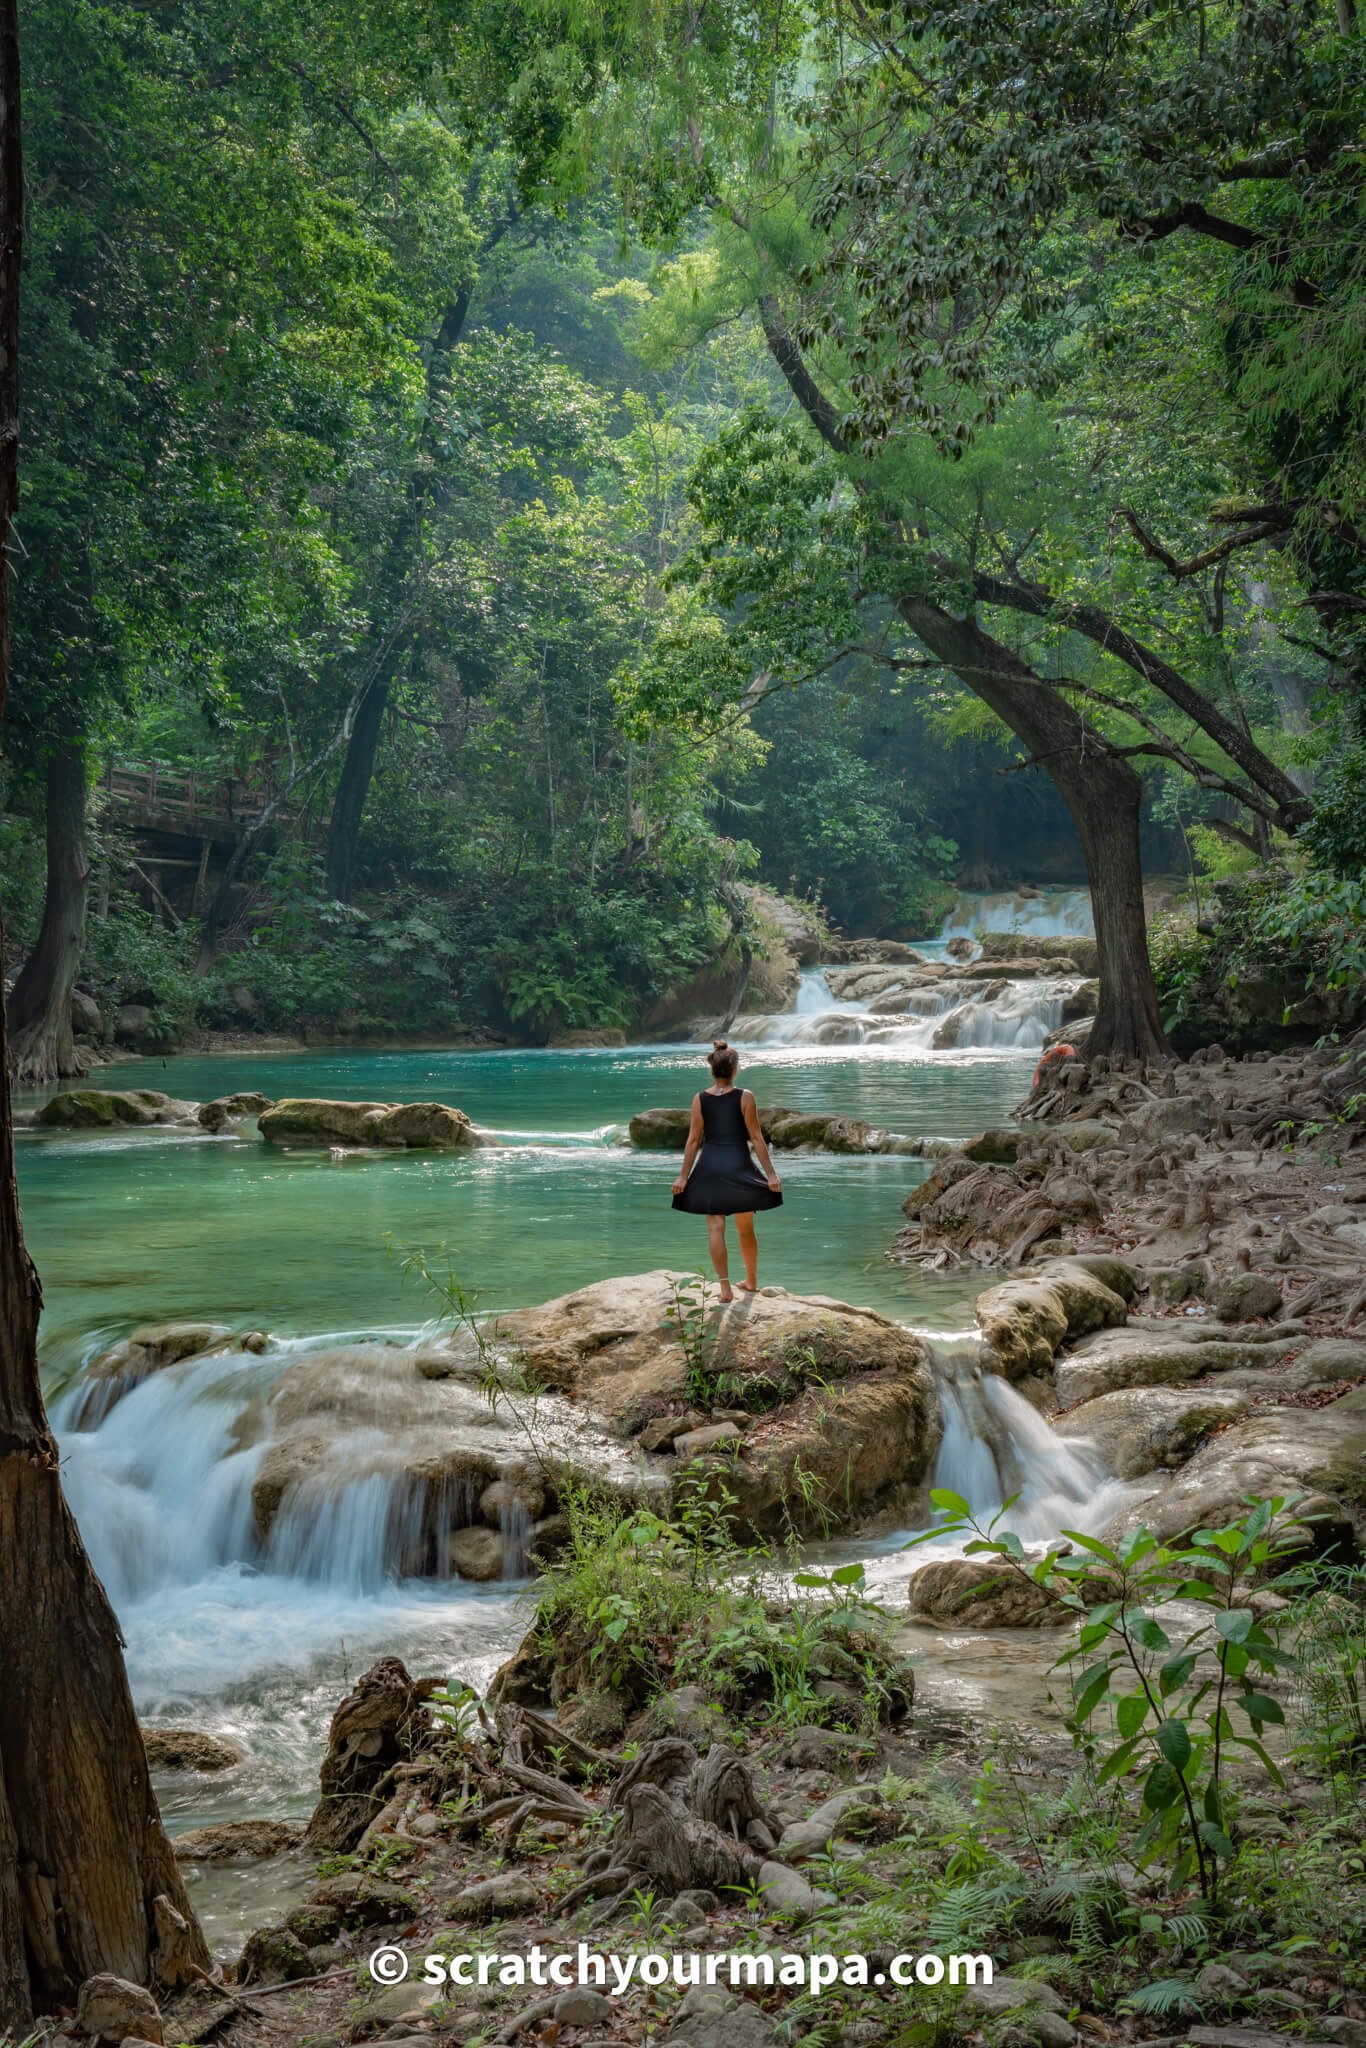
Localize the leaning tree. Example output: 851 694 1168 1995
0 4 210 2025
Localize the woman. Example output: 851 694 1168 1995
671 1040 783 1300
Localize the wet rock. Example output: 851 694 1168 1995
979 932 1099 976
1056 1386 1252 1479
1104 1389 1366 1551
629 1106 692 1147
141 1726 244 1772
448 1524 507 1581
495 1271 940 1539
1062 979 1099 1023
258 1097 480 1149
445 1872 541 1922
236 1924 310 1985
630 1103 909 1153
1054 1328 1297 1405
479 1473 546 1527
197 1091 274 1134
527 1512 571 1564
37 1087 193 1129
85 1323 236 1416
1210 1272 1284 1322
75 1974 164 2043
173 1818 301 1861
976 1262 1129 1380
907 1558 1067 1628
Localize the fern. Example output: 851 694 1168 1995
1121 1977 1203 2017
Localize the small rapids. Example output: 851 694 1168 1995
730 966 1075 1051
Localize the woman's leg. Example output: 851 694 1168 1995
706 1214 733 1300
735 1212 758 1291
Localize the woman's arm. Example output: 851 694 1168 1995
672 1095 704 1195
742 1092 782 1191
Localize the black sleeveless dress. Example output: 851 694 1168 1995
671 1087 783 1216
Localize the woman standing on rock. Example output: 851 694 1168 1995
671 1041 783 1300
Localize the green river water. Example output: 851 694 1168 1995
14 894 1116 1950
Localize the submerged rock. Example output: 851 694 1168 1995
141 1726 245 1772
173 1818 302 1861
258 1096 481 1148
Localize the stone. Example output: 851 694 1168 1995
962 1129 1022 1166
197 1091 274 1134
1053 1327 1298 1406
74 1974 164 2044
1318 2023 1366 2048
357 1981 443 2029
479 1473 546 1526
527 1512 571 1564
288 1870 418 1940
71 987 103 1038
906 1557 1067 1628
976 1262 1129 1380
639 1411 707 1453
1104 1389 1366 1551
672 1421 743 1458
236 1924 310 1985
173 1818 300 1860
961 1975 1075 2046
1132 1092 1215 1140
495 1271 941 1539
979 931 1099 975
1054 1118 1118 1153
1056 1386 1252 1479
774 1724 876 1769
448 1524 507 1581
114 1002 166 1050
141 1726 244 1772
555 1987 615 2027
1288 1339 1366 1386
257 1097 479 1149
666 2001 780 2046
1196 1962 1251 2003
37 1088 190 1129
754 1859 829 1920
1062 980 1099 1023
775 1784 883 1862
445 1871 541 1922
634 1685 724 1747
1210 1272 1284 1322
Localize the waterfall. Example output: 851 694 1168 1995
938 887 1093 943
726 964 1074 1053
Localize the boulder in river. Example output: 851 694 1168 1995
978 930 1100 976
628 1103 917 1154
257 1096 481 1148
494 1270 941 1538
36 1087 196 1128
1055 1385 1252 1479
197 1090 275 1133
77 1322 266 1424
174 1818 302 1861
141 1726 245 1772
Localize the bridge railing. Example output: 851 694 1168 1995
103 761 284 827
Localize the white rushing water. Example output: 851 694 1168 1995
728 886 1094 1051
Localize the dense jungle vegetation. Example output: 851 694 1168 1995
0 0 1362 1078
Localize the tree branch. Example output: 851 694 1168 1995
1120 507 1288 579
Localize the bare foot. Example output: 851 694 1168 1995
735 1282 757 1293
718 1283 735 1302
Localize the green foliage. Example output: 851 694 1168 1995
914 1490 1315 1900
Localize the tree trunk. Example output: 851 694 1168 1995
6 744 90 1087
0 15 211 2025
323 674 388 901
896 596 1170 1062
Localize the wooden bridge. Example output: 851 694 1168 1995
102 762 287 845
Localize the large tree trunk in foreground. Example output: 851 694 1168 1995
896 597 1169 1062
6 743 90 1086
0 16 210 2026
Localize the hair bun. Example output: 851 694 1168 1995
712 1038 728 1050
